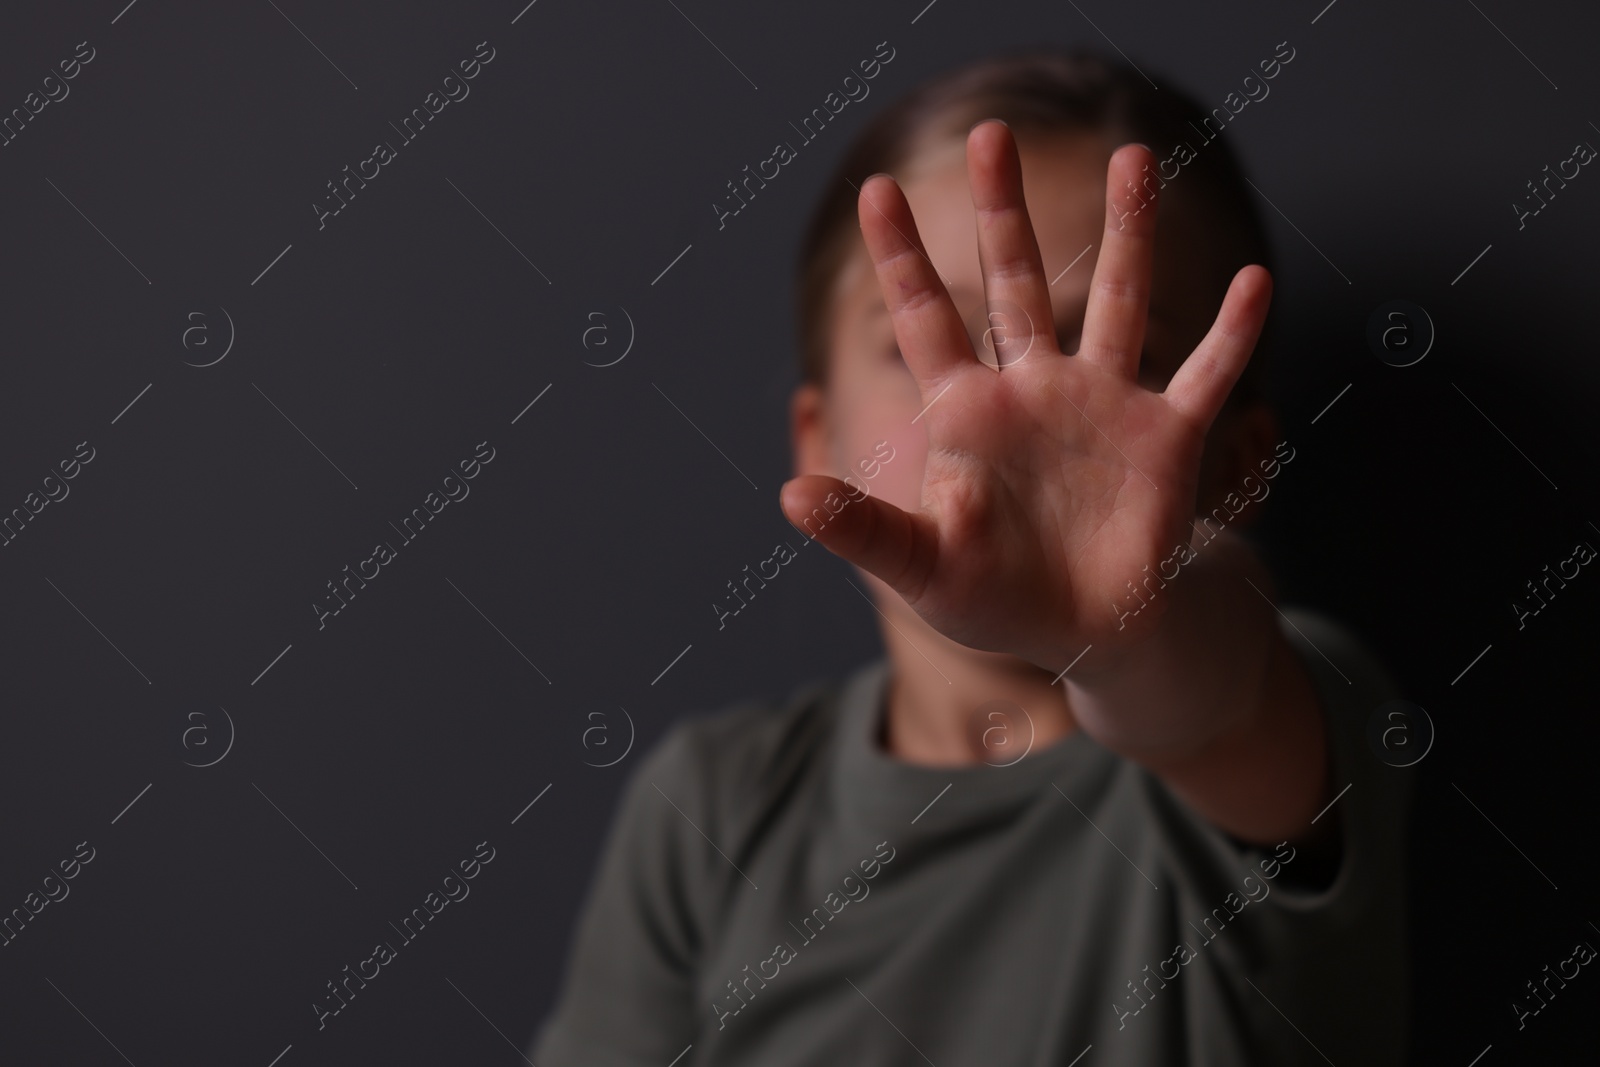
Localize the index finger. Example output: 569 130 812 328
858 173 976 387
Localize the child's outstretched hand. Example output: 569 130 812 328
779 122 1274 682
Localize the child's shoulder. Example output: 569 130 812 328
1275 604 1401 712
645 660 872 777
633 659 882 814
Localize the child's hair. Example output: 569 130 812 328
794 46 1279 414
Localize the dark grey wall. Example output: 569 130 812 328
1 0 1596 1062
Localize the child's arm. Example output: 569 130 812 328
527 728 705 1065
779 122 1331 851
1056 525 1336 850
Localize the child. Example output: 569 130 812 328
529 47 1411 1066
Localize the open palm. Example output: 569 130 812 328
780 122 1273 677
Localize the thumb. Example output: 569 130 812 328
778 474 936 603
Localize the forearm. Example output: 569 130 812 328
1060 530 1332 845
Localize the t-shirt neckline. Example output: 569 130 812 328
830 657 1117 828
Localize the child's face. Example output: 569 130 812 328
791 130 1276 525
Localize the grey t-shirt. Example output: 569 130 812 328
529 608 1413 1066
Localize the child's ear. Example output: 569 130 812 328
790 382 832 480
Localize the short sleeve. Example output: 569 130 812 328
1258 606 1413 913
1131 605 1416 1064
1133 605 1414 907
528 724 711 1067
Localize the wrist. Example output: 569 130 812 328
1056 536 1281 758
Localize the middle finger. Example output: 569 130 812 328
967 120 1059 367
